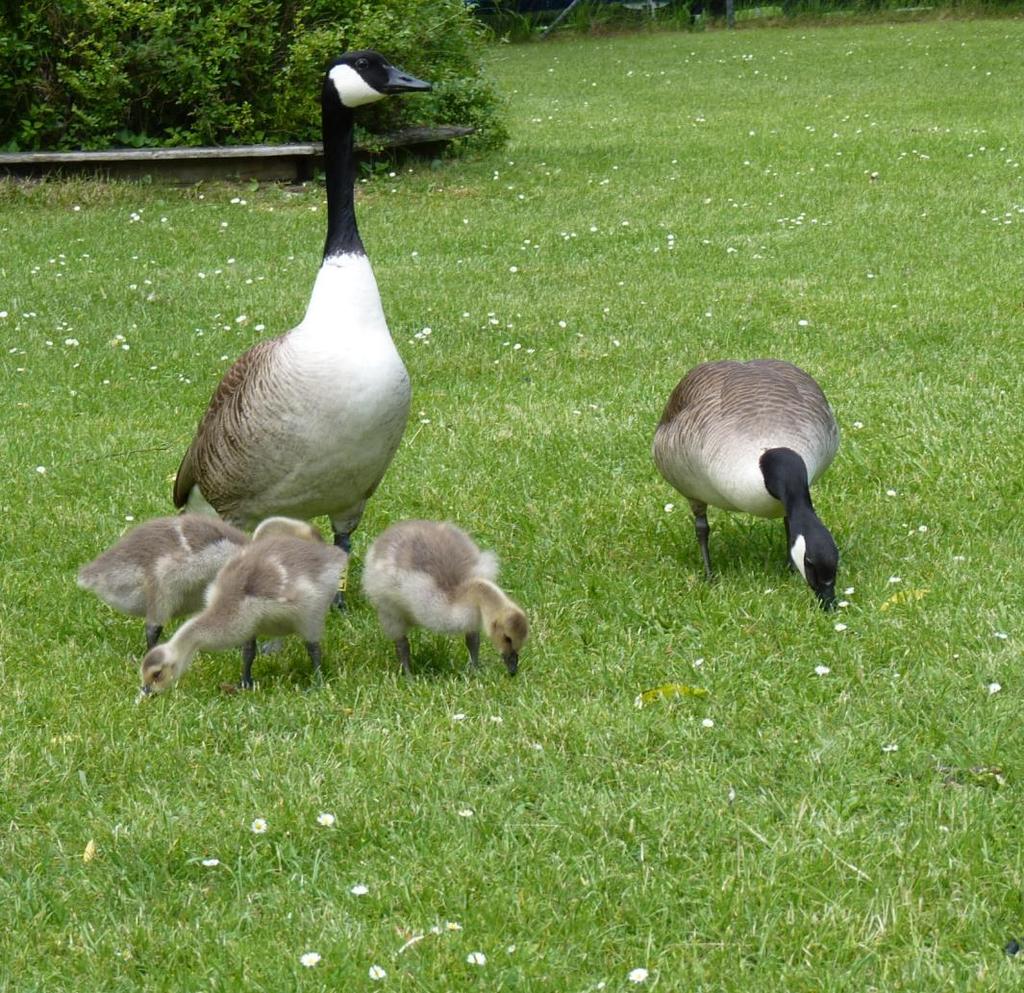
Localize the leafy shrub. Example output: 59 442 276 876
0 0 507 152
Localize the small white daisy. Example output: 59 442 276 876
701 718 715 728
457 808 475 818
316 812 336 827
350 883 369 896
299 951 321 968
628 967 649 983
250 818 268 834
368 964 387 980
445 921 463 932
881 743 899 753
814 665 831 676
201 858 220 867
834 623 848 632
988 682 1002 695
466 952 487 966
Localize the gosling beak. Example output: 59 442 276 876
383 64 432 94
135 685 153 705
502 651 519 677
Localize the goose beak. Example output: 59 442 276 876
816 585 837 611
502 651 519 677
382 65 432 94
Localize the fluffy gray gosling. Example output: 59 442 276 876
77 514 248 650
138 524 346 698
362 520 528 676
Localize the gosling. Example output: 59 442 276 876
77 514 248 650
138 532 347 696
362 520 528 676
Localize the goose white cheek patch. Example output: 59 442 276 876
329 64 385 107
789 532 808 580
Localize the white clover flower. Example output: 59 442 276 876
834 623 848 632
201 858 220 867
466 952 487 966
317 812 336 827
350 883 369 896
445 921 463 932
988 682 1002 695
881 743 898 753
701 718 715 728
457 808 475 818
814 665 831 676
369 965 387 980
664 503 675 513
300 951 321 968
250 818 268 834
35 466 46 474
452 713 467 722
628 967 649 983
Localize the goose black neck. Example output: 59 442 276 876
759 447 815 519
321 89 365 260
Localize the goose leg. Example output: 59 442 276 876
331 530 352 611
305 641 323 684
394 636 413 677
465 631 481 670
145 622 163 650
784 516 796 572
240 638 257 689
690 502 713 581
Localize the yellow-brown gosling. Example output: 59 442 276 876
362 520 528 676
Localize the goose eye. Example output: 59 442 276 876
356 58 369 70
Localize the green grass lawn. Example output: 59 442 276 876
3 16 1024 991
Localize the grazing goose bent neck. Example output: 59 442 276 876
759 447 839 608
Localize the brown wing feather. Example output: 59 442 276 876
172 338 280 514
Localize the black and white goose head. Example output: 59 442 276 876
326 50 431 109
760 447 839 610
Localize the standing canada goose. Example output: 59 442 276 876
138 534 347 696
652 359 840 608
172 51 431 604
77 515 248 650
362 520 528 676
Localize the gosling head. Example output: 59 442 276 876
138 644 186 700
486 606 529 677
252 516 324 543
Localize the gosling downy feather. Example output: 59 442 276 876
138 535 347 696
362 520 528 676
77 514 248 650
652 359 840 607
172 52 431 572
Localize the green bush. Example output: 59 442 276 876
0 0 507 152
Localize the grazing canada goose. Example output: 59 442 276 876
77 515 248 650
138 535 347 696
652 359 840 608
172 51 431 603
362 520 529 676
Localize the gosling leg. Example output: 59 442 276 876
394 636 413 677
240 638 257 689
144 622 163 651
305 641 323 685
465 631 481 670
